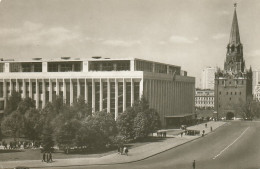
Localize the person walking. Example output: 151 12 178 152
49 152 53 162
193 160 196 169
46 152 49 163
125 147 128 156
42 152 46 162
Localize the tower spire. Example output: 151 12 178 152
224 3 244 73
229 3 240 45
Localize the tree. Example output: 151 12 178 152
55 119 81 153
17 97 35 114
146 109 161 133
117 96 161 140
76 111 117 150
1 111 24 140
4 91 21 115
234 98 259 120
41 122 54 152
23 108 42 142
133 111 150 139
116 107 136 139
72 96 92 118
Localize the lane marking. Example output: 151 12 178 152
213 127 250 160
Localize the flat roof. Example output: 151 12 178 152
0 57 181 68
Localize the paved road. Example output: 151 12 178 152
51 121 260 169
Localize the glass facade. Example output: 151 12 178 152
118 82 123 113
110 82 115 116
95 82 100 112
89 60 130 71
102 82 107 112
0 79 142 118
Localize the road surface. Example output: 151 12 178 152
52 121 260 169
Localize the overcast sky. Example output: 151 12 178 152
0 0 259 86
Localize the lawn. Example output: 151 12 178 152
0 137 169 161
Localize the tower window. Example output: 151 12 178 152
230 97 231 101
219 92 221 95
226 92 228 95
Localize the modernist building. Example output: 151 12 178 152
252 70 260 101
0 57 195 127
201 67 216 90
195 89 214 109
214 5 252 119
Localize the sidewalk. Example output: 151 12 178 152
0 121 225 169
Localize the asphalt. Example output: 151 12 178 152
0 121 225 169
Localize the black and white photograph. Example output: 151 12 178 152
0 0 259 169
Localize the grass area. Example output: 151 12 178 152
0 137 170 161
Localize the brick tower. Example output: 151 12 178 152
214 4 252 120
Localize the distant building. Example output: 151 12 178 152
195 89 214 109
252 70 260 101
201 67 216 90
0 57 195 128
214 5 252 119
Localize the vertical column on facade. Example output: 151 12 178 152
92 79 95 113
107 79 110 113
139 78 143 99
49 79 52 102
123 78 126 112
178 82 180 114
9 79 13 95
42 79 46 108
29 79 32 98
3 79 7 108
100 79 103 111
56 79 59 96
150 80 153 107
36 79 39 109
85 79 88 103
22 79 26 98
115 79 118 120
70 79 73 105
16 79 19 92
130 78 134 106
63 79 66 103
77 79 80 99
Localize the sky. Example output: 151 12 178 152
0 0 259 87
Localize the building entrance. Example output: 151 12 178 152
226 112 234 120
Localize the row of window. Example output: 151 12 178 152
217 80 244 85
219 91 242 95
195 102 214 104
195 97 214 100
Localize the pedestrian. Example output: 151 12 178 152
202 130 205 137
117 145 121 154
123 146 127 155
210 126 213 132
42 152 46 162
205 123 207 128
46 152 49 163
120 146 123 155
125 147 128 156
193 160 196 169
49 152 53 162
181 132 183 137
